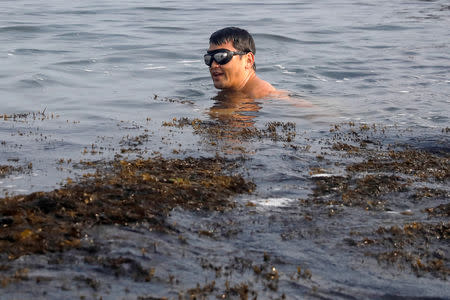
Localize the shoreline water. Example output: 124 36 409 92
1 115 448 298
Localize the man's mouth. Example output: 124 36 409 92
211 71 224 80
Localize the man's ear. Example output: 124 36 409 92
245 52 255 70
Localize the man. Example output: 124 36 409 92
204 27 278 99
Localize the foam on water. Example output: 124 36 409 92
253 197 296 207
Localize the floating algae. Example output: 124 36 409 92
306 123 449 278
162 117 297 144
1 116 449 298
0 156 254 259
357 222 449 279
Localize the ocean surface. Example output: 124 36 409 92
0 0 449 299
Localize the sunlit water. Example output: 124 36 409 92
0 0 449 299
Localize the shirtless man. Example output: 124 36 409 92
205 27 278 99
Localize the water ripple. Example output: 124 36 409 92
320 70 377 79
352 24 421 31
134 6 179 11
0 25 43 33
17 79 44 88
255 33 335 45
143 26 188 32
56 32 136 41
52 59 97 66
13 48 72 55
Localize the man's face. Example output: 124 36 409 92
207 41 248 91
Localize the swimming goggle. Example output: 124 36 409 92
204 49 249 67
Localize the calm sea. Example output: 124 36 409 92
0 0 449 298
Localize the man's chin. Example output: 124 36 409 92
213 82 226 89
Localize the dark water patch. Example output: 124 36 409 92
296 83 318 90
366 45 395 49
16 79 44 88
403 50 418 56
352 24 421 31
284 66 306 74
304 29 340 35
320 71 377 79
106 44 152 51
134 6 179 11
101 99 158 110
52 9 101 15
15 74 70 89
56 32 135 41
142 26 189 32
0 24 74 35
407 14 442 20
52 59 97 66
41 139 79 151
254 17 277 23
422 115 449 125
0 25 43 33
362 78 379 83
52 8 135 16
174 88 205 98
405 136 450 155
353 2 377 6
135 49 182 60
384 106 402 112
253 33 305 44
12 48 72 55
380 296 448 300
255 66 275 73
187 75 211 83
329 59 367 66
253 2 311 7
101 56 135 64
410 65 450 71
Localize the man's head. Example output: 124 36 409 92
209 27 256 70
206 27 257 91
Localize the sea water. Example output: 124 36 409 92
0 0 449 298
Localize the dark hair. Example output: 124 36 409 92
209 27 256 70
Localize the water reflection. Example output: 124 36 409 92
208 90 313 125
204 91 315 153
202 91 262 153
208 90 262 129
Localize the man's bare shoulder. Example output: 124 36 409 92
243 76 313 106
244 76 277 99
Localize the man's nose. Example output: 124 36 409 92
210 60 219 68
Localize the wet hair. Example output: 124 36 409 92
209 27 256 70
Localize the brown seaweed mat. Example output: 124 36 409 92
0 156 255 259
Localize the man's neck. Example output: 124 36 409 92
236 70 256 92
